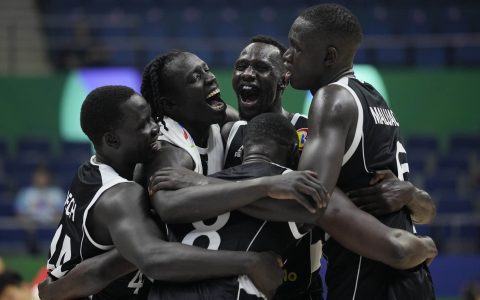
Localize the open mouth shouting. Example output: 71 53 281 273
238 84 261 108
206 87 226 111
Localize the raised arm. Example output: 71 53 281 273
298 85 358 193
239 188 437 270
149 169 328 223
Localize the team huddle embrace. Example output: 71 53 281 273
41 4 437 300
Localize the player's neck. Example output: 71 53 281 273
94 154 135 180
183 123 210 148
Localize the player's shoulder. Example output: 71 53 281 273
311 84 358 120
96 181 143 208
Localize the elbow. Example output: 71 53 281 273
384 230 416 270
152 194 180 223
135 246 168 279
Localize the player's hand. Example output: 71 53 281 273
419 236 438 266
148 167 209 195
246 251 284 299
348 170 414 216
264 170 329 213
38 277 53 300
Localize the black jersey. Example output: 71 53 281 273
223 113 308 170
223 114 324 300
323 75 434 300
149 162 307 300
47 156 150 300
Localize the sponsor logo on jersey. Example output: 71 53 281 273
296 128 308 151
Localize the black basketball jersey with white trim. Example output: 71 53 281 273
222 116 324 300
323 75 434 300
151 162 307 299
47 156 150 300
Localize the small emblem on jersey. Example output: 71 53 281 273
234 145 244 158
296 128 308 151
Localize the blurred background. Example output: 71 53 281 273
0 0 479 299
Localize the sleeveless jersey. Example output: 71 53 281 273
47 156 150 300
223 114 324 300
223 113 308 169
323 74 435 300
149 162 307 300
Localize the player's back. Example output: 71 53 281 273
323 75 435 300
150 162 306 300
47 156 150 300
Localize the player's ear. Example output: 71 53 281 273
324 46 337 66
104 132 120 149
279 72 289 93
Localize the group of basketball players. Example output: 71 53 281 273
41 4 438 300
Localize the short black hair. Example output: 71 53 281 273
141 51 184 127
244 113 297 151
0 270 23 295
300 3 363 47
250 35 287 56
80 85 136 145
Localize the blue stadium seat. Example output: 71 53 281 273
454 47 480 65
449 134 480 155
425 175 458 193
414 48 446 66
0 202 15 217
0 228 25 243
436 155 470 175
60 141 93 163
406 135 439 153
375 48 407 66
16 138 52 162
436 198 473 214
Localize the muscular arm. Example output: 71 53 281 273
298 85 357 194
150 170 326 223
39 250 135 300
92 183 268 282
239 188 437 270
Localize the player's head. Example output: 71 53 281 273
243 113 299 169
80 85 159 164
233 35 289 121
142 51 226 129
0 270 30 300
284 4 362 92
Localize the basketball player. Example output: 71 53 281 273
44 86 299 299
147 113 436 299
283 4 436 299
224 35 436 299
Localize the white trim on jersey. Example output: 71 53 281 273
329 78 364 166
352 256 363 300
310 240 323 273
223 120 247 166
160 117 224 175
290 112 307 127
81 157 129 252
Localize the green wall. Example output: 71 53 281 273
381 69 480 142
0 74 66 155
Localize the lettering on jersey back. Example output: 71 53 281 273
369 107 400 127
64 192 76 222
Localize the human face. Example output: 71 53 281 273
284 17 327 92
232 43 286 121
165 52 226 126
116 94 160 164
